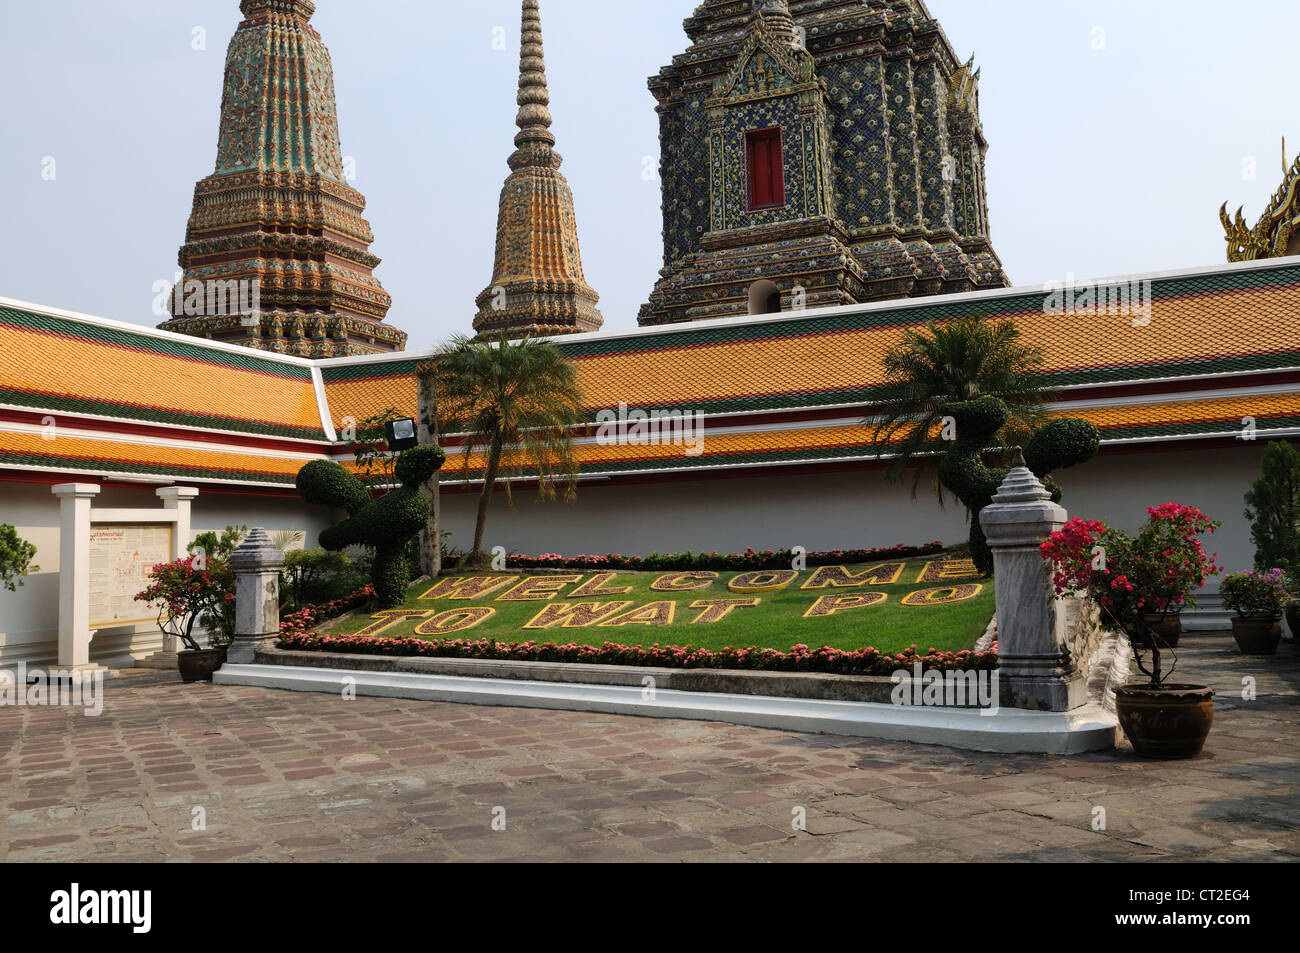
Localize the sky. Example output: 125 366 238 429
1 0 1297 349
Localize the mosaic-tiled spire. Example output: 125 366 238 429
511 0 557 168
640 0 1008 327
159 0 406 357
474 0 602 339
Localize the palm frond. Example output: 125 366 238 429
868 314 1047 498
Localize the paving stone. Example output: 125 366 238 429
0 643 1296 862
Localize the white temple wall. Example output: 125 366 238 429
0 482 334 670
439 444 1266 577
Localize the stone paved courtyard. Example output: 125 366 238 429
1 634 1297 863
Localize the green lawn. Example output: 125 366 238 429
328 556 995 657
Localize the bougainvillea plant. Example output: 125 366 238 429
135 556 237 652
1220 569 1289 620
1039 503 1222 686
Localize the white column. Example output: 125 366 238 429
155 486 200 654
51 483 103 674
156 487 200 559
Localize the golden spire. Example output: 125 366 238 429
510 0 560 171
474 0 602 339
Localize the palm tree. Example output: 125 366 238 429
426 335 584 565
869 314 1047 498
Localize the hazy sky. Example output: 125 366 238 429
2 0 1297 348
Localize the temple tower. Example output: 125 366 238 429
160 0 405 356
640 0 1009 327
473 0 603 340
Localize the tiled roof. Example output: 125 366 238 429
557 263 1300 413
0 303 326 440
4 257 1300 489
0 428 312 486
320 359 422 432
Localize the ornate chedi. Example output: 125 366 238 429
473 0 602 339
640 0 1009 326
1221 140 1300 262
160 0 405 356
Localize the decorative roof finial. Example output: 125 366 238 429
511 0 559 170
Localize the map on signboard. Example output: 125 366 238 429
89 524 173 629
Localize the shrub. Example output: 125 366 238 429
0 524 38 592
1244 441 1300 577
282 549 365 613
442 542 947 573
297 459 371 514
296 445 447 610
1220 569 1289 620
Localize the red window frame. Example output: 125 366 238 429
746 127 786 211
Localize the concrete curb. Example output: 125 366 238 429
255 645 905 703
216 661 1119 754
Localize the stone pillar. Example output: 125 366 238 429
51 483 104 674
154 487 200 656
979 458 1085 712
227 528 285 665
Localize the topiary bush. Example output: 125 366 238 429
0 524 38 592
938 396 1100 576
296 445 446 609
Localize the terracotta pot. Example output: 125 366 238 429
1114 683 1214 759
177 646 228 683
1136 614 1182 649
1285 605 1300 644
1231 617 1282 655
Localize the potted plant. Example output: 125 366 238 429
135 555 236 682
1286 572 1300 646
1041 503 1223 759
1220 569 1288 655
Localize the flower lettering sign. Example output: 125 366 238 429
348 560 985 637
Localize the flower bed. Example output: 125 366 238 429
276 630 998 677
444 542 946 573
280 585 375 637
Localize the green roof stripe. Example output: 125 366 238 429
0 387 326 440
319 359 424 382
